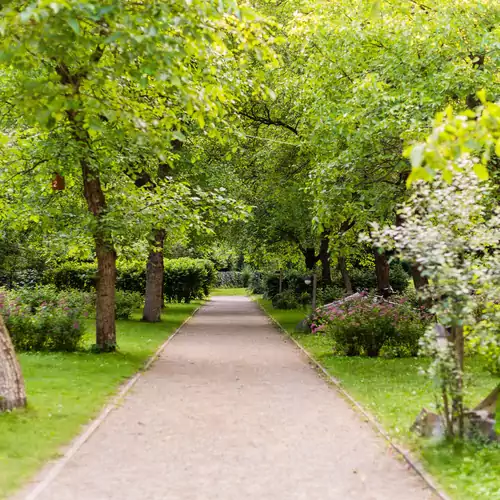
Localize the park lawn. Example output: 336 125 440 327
210 288 249 296
0 302 200 499
258 298 500 500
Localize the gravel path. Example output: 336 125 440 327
24 296 435 500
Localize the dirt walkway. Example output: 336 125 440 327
22 296 435 500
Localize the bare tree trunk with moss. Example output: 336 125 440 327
143 229 166 322
0 315 26 412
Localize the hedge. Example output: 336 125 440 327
43 258 216 303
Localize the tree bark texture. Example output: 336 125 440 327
338 256 353 294
143 229 166 322
95 236 117 350
0 315 27 412
374 250 391 296
82 156 117 350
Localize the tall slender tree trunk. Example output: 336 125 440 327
319 234 331 284
338 255 353 294
374 250 391 297
143 229 166 323
81 157 117 351
0 315 26 412
452 325 465 438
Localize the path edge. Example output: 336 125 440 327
256 299 451 500
17 305 202 500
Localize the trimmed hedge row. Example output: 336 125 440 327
44 258 216 303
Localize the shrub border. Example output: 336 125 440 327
256 299 451 500
20 304 202 500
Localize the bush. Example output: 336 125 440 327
310 295 429 358
164 258 215 303
263 270 310 300
115 290 142 319
0 286 87 352
249 272 265 294
116 262 146 294
316 285 344 306
272 290 300 310
43 258 216 303
44 261 97 291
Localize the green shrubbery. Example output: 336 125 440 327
115 290 143 319
272 290 300 310
310 294 430 358
0 286 87 352
163 258 215 303
43 258 215 303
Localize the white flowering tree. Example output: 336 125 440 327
369 168 500 437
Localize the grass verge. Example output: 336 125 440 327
210 288 249 296
0 301 200 499
258 298 500 500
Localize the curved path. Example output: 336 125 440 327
24 296 435 500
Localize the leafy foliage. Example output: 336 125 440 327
163 258 215 303
0 286 87 351
309 295 429 358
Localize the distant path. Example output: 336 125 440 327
22 296 435 500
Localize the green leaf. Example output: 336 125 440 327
67 18 80 35
473 163 489 180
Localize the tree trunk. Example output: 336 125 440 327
410 264 428 290
143 229 166 322
451 325 465 438
374 250 391 297
0 315 27 412
338 256 353 294
95 236 117 350
319 235 331 284
304 247 318 271
82 160 117 350
67 107 117 351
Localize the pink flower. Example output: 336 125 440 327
73 322 79 329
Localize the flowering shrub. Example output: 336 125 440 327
309 295 430 358
0 286 87 352
369 168 500 436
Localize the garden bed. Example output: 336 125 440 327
259 298 500 500
0 303 200 498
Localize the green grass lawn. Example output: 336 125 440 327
0 302 200 499
210 288 249 296
258 298 500 500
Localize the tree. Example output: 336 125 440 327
370 170 500 437
0 314 26 412
0 0 275 348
